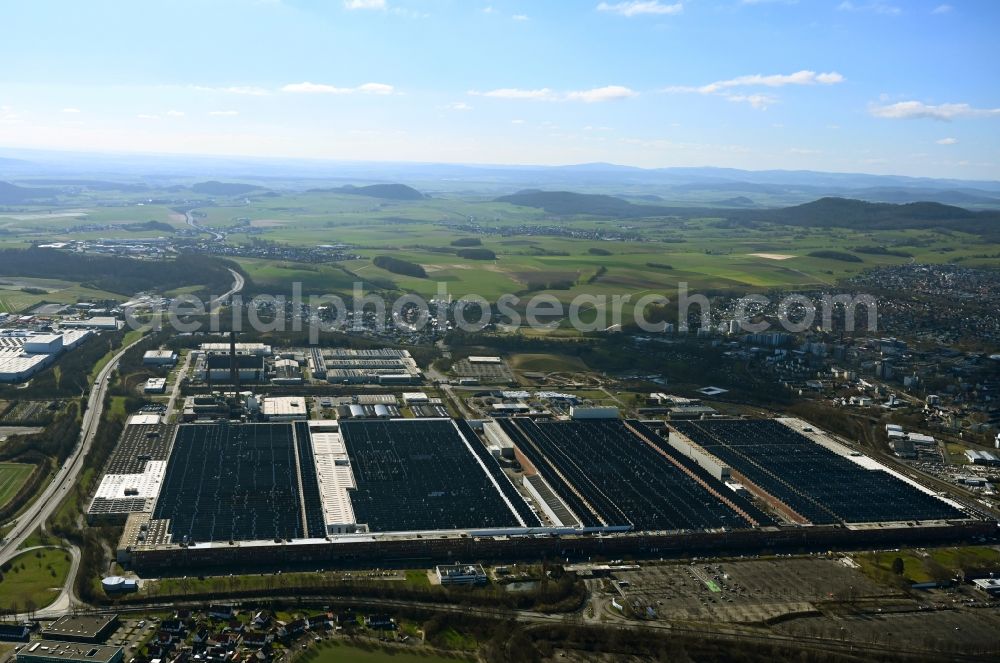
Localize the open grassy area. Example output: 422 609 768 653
855 545 1000 585
0 462 34 510
507 353 591 373
301 640 471 663
0 547 71 612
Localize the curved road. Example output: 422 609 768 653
0 269 245 614
0 335 146 565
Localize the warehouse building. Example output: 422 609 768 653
0 329 93 383
199 342 272 356
17 642 123 663
59 317 121 330
42 615 120 644
315 348 421 384
197 354 266 383
569 406 619 420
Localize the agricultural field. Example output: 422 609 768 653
0 275 122 314
3 187 1000 308
0 462 34 510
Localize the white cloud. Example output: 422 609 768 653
61 108 81 114
471 87 555 100
697 70 844 94
482 5 495 13
472 86 635 103
356 82 395 95
788 147 821 155
566 85 637 103
166 110 186 117
931 3 952 13
136 114 161 120
936 137 958 145
510 119 526 124
221 86 269 96
445 101 473 111
837 1 901 15
596 1 683 17
724 93 777 109
208 110 239 116
512 14 528 20
870 100 1000 120
281 81 395 95
0 105 21 123
343 0 385 9
193 85 270 96
662 70 842 109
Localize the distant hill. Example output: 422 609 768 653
15 179 149 193
736 197 1000 236
122 220 175 233
191 181 263 196
716 196 756 207
0 181 58 203
309 183 425 200
495 189 670 217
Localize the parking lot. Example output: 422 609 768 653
612 557 889 623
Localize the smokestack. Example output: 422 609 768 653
229 330 240 393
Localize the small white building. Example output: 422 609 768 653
972 578 1000 597
435 564 488 586
143 349 178 366
467 356 502 364
402 392 429 404
144 378 167 393
261 396 308 421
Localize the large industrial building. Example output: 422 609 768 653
309 348 421 384
0 329 93 382
104 414 982 574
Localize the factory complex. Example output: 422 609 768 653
0 329 94 382
88 405 984 575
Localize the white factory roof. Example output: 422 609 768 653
26 333 62 345
128 413 162 426
94 461 167 500
468 356 502 364
262 396 307 417
307 421 357 530
144 349 176 359
0 352 48 377
402 391 429 403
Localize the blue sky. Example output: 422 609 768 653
1 0 998 178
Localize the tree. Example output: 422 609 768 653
891 557 905 576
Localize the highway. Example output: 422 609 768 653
214 269 245 307
185 210 225 241
0 335 145 565
0 269 245 614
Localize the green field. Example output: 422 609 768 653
4 187 1000 307
856 546 1000 584
0 547 71 612
0 462 34 510
0 276 123 314
301 640 471 663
